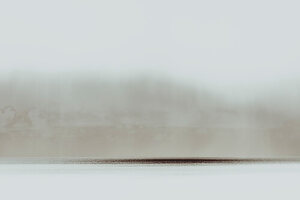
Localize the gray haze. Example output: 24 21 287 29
0 72 300 158
1 0 300 158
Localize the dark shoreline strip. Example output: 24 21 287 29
1 158 300 164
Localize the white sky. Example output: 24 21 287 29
1 0 300 95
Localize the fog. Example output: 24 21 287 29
1 0 300 158
0 71 299 158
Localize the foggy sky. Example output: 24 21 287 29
1 0 300 99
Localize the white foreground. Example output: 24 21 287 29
0 164 299 200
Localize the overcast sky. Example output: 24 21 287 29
1 0 300 97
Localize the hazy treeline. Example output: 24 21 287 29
0 71 300 158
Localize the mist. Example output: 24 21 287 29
1 0 300 158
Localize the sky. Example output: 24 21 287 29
1 0 300 97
